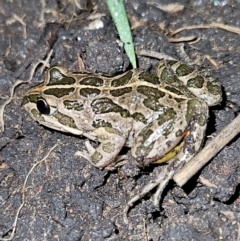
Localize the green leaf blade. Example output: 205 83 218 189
106 0 136 68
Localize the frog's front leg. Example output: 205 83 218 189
124 99 209 224
75 127 126 168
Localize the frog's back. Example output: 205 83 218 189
69 68 194 141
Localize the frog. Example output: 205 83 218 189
22 55 222 223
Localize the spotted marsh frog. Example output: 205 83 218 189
23 58 222 222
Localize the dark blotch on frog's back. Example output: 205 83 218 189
143 98 165 111
110 87 132 97
47 68 76 86
80 88 101 98
137 86 165 99
187 75 204 88
91 98 130 118
132 112 148 124
160 68 179 84
111 71 133 87
176 64 194 76
137 86 166 111
165 86 184 96
206 81 222 96
79 77 104 87
43 88 75 98
138 71 160 85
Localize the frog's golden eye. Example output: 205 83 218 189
37 98 50 115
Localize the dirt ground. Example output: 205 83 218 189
0 0 240 240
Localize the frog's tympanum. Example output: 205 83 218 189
23 59 222 223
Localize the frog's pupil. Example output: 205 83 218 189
37 99 50 115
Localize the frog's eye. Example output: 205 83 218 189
37 98 50 115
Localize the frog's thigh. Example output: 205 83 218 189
82 127 126 168
177 99 209 163
131 112 188 166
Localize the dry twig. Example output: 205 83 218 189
174 114 240 186
0 142 59 241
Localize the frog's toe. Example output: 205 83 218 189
133 156 145 167
84 140 96 155
75 150 91 162
75 140 95 161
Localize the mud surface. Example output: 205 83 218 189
0 1 240 240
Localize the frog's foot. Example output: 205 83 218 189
75 140 97 166
76 140 128 170
123 151 189 224
123 163 172 224
75 127 126 168
105 155 129 170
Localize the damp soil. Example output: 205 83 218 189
0 1 240 240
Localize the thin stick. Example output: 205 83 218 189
174 114 240 187
0 142 59 241
0 49 53 132
170 22 240 37
136 49 177 61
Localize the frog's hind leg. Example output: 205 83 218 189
124 99 209 224
152 101 208 205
